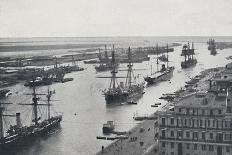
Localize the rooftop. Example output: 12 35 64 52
176 92 227 109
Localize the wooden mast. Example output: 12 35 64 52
110 45 117 89
125 47 133 88
166 44 169 68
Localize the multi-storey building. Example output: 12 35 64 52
157 65 232 155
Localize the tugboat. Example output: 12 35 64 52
0 80 62 152
95 45 119 72
181 42 197 68
207 38 217 55
102 46 144 104
144 44 174 85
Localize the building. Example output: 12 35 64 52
156 66 232 155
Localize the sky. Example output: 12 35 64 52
0 0 232 37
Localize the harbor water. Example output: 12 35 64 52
1 37 232 155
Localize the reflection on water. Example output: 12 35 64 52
1 38 232 155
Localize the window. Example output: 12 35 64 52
162 118 165 125
193 109 196 115
194 144 197 150
218 109 222 114
177 131 183 138
193 132 198 139
202 144 206 151
186 108 189 114
200 120 203 127
226 146 230 153
202 109 205 115
202 132 205 140
210 110 213 115
171 118 174 125
162 130 166 138
171 142 174 148
171 152 174 155
186 144 190 149
171 131 174 137
162 142 165 148
209 145 214 151
186 131 190 138
179 108 182 113
208 120 211 127
210 133 213 139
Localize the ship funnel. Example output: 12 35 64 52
16 112 22 127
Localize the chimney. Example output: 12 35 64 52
16 113 22 128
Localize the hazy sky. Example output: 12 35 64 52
0 0 232 37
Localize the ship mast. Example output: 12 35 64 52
47 89 52 120
191 42 194 60
125 47 133 88
110 45 117 89
166 44 169 68
104 45 109 60
32 80 39 125
71 55 77 67
156 44 159 72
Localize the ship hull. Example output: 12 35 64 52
105 87 144 104
181 59 197 68
0 116 62 153
145 67 174 85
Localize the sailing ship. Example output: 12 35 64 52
207 38 217 55
144 44 174 85
95 45 119 72
102 46 144 104
181 42 197 68
0 80 62 152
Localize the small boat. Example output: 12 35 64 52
151 104 158 107
127 101 137 105
0 89 10 99
103 121 115 134
62 78 74 83
155 102 161 105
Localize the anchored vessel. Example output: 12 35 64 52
0 81 62 152
207 38 217 55
145 44 174 85
103 46 144 104
95 45 119 72
181 42 197 68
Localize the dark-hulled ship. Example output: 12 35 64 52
144 44 174 85
102 46 144 104
181 42 197 68
207 38 217 55
0 81 62 152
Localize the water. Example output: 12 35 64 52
1 37 232 155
